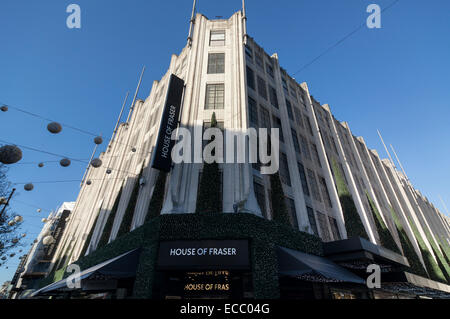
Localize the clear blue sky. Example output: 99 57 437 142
1 0 449 283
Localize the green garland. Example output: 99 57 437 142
117 170 143 238
145 171 167 222
405 214 446 283
97 187 123 249
331 158 369 240
366 192 400 254
390 206 427 277
196 113 222 214
42 213 323 299
269 172 291 227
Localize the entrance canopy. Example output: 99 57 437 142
31 249 141 297
277 247 365 284
323 237 409 270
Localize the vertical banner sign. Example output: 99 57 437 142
151 74 185 172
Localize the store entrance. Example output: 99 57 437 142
158 270 252 300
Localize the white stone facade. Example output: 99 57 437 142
48 11 449 276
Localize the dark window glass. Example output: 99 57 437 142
307 169 322 202
248 97 258 127
307 207 319 236
286 198 299 229
291 129 301 154
329 216 341 240
246 67 255 90
319 176 332 208
257 76 267 100
298 162 310 197
269 86 279 108
205 84 225 110
280 153 291 187
207 53 225 74
254 182 267 219
272 116 284 142
286 99 294 118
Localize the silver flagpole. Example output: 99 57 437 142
187 0 197 47
390 144 410 182
110 91 129 147
126 66 146 123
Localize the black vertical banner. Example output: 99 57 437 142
151 74 185 172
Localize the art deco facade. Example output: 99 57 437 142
24 10 450 299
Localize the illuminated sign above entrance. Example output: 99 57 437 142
157 240 250 270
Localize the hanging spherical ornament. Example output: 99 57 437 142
14 216 23 223
43 236 55 245
0 197 6 205
0 145 23 164
47 122 62 134
19 250 22 253
90 158 102 168
8 220 15 227
41 218 48 223
59 158 71 167
106 169 112 175
38 162 44 168
86 180 92 186
37 208 42 213
21 233 26 238
9 253 15 258
131 147 137 153
11 238 18 244
0 105 8 112
33 239 38 243
24 183 34 191
94 136 103 145
1 256 6 261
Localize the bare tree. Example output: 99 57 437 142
0 164 23 266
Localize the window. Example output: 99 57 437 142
255 52 264 69
286 198 299 229
245 45 253 59
260 107 271 129
272 116 284 142
269 86 279 108
254 182 267 219
205 84 225 110
280 153 291 186
307 207 319 236
329 216 341 240
248 97 258 128
285 99 294 118
311 143 322 167
246 67 255 90
305 116 314 136
307 169 322 202
290 85 297 99
299 135 311 160
257 76 267 100
317 212 332 242
282 77 288 95
319 176 332 208
207 53 225 74
294 108 304 128
210 30 225 46
291 129 300 154
266 63 274 78
298 162 310 197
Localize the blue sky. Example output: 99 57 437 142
0 0 449 283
